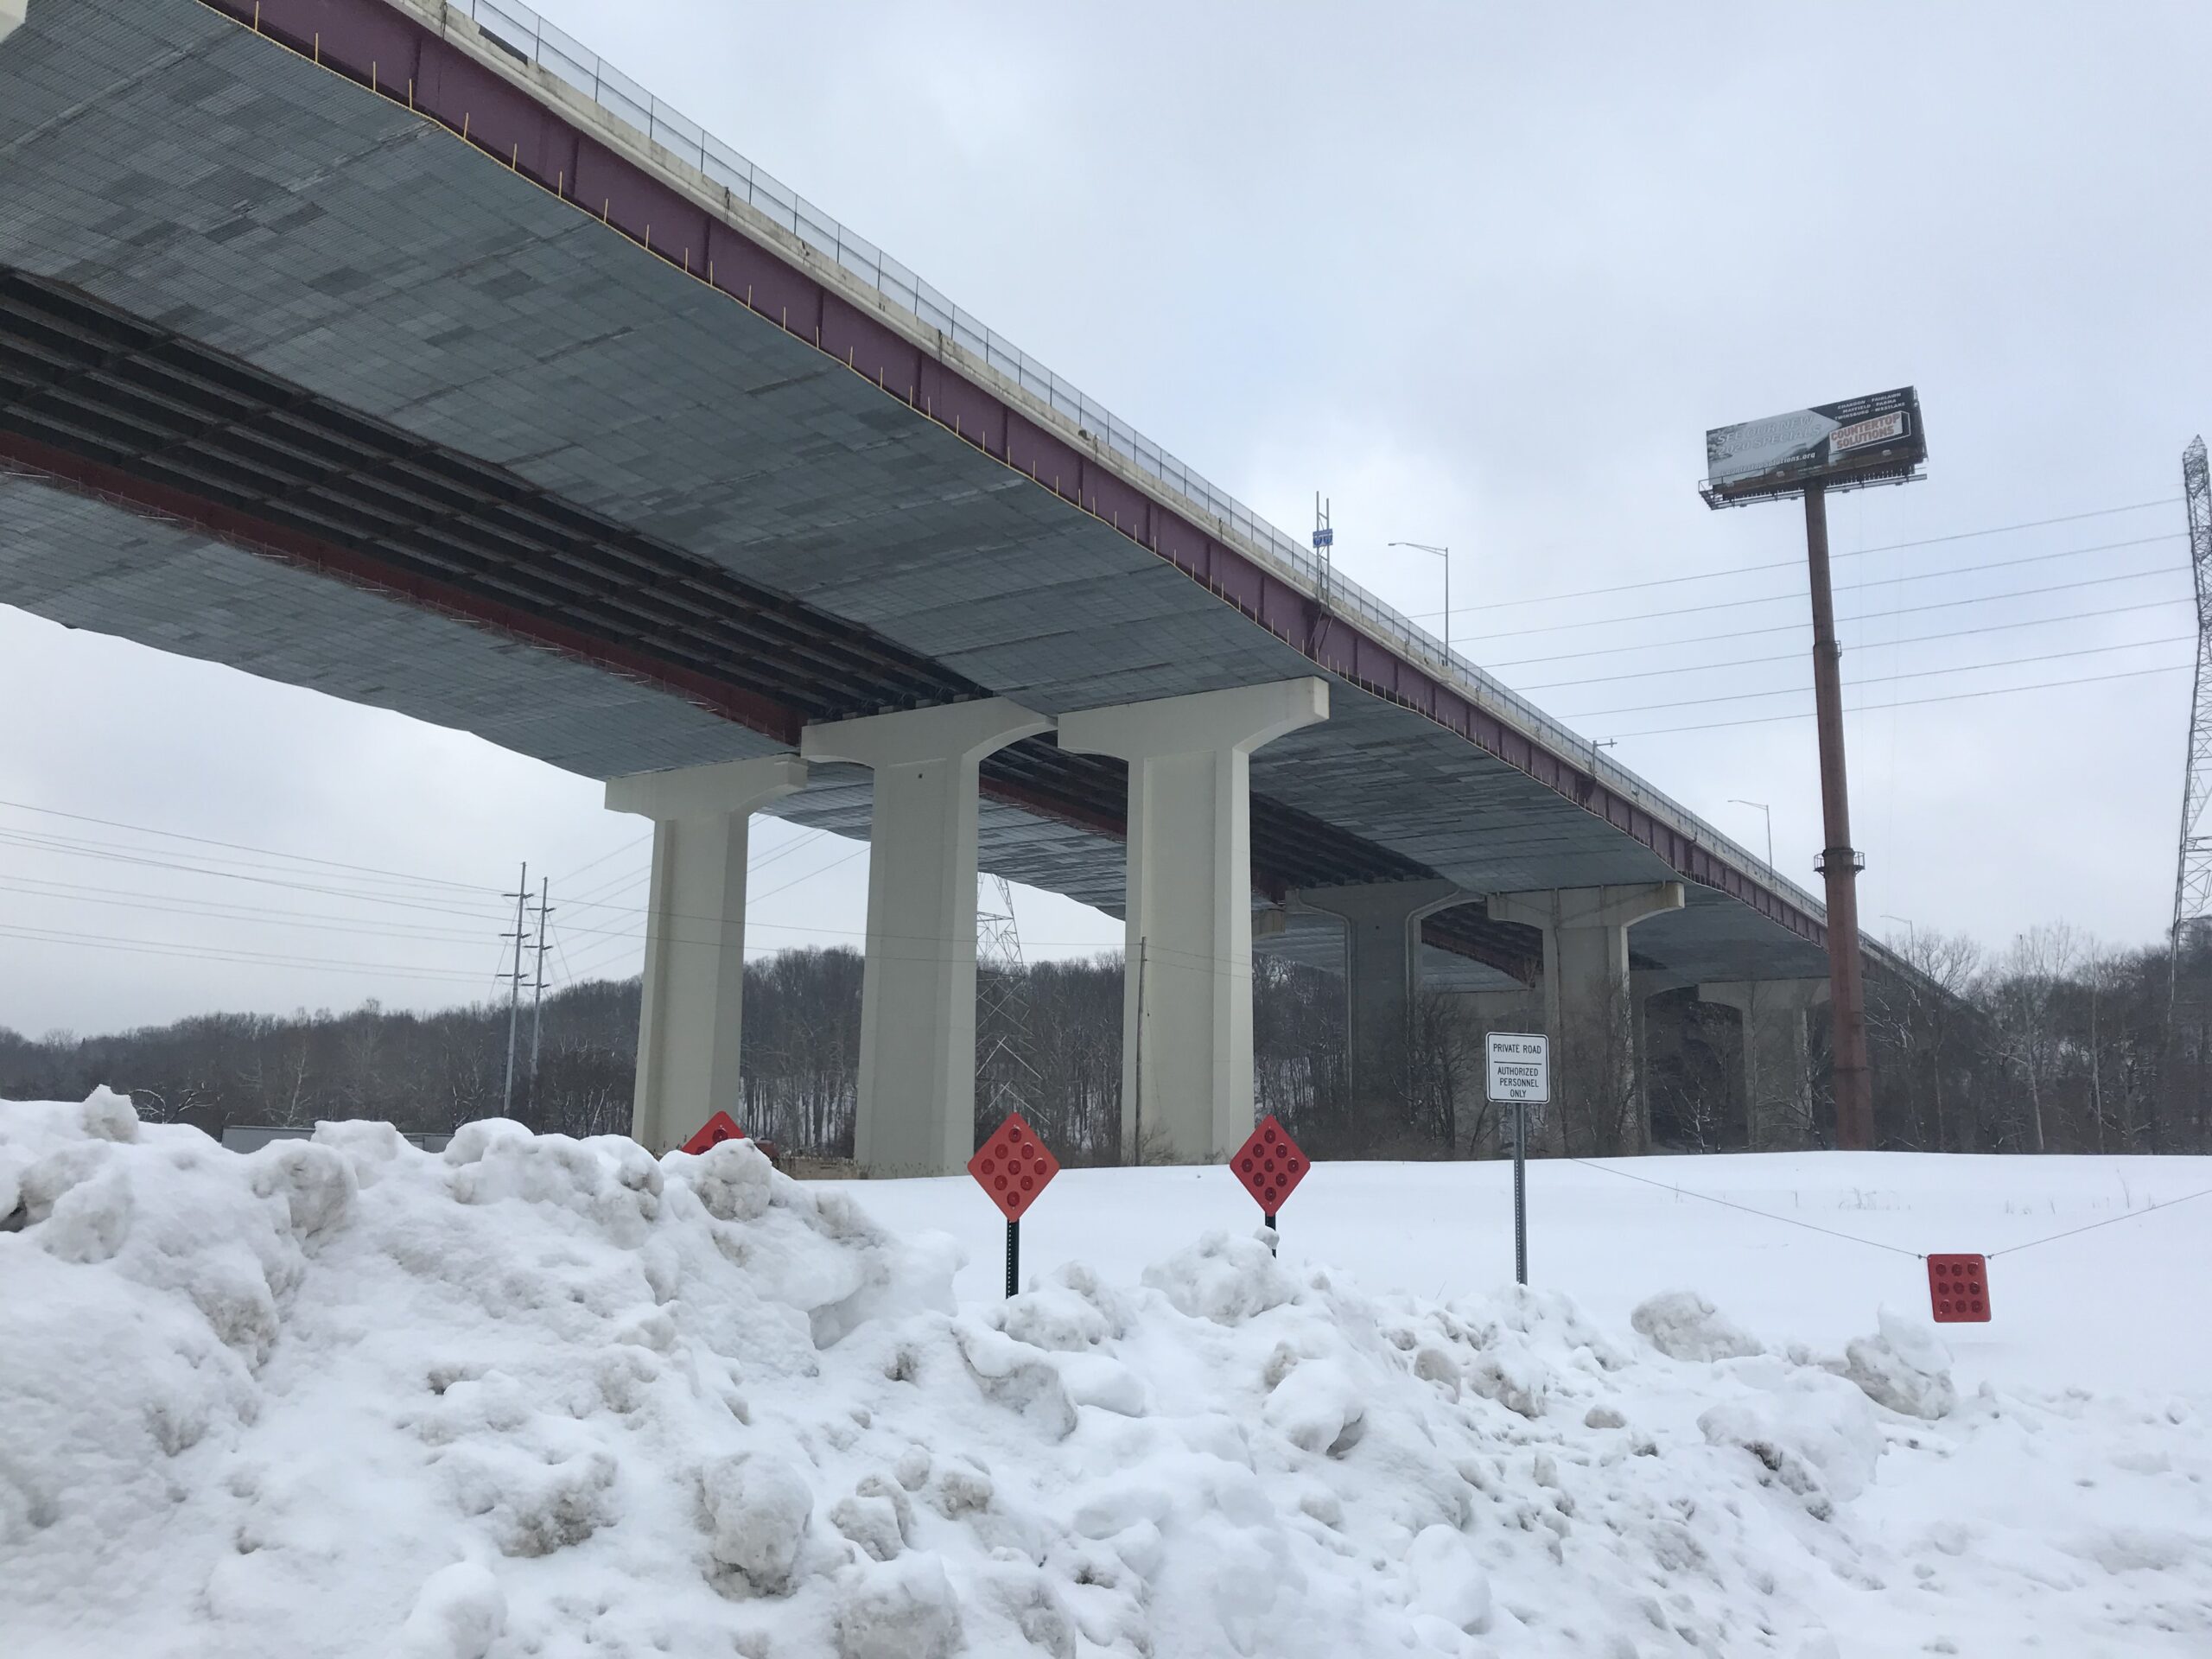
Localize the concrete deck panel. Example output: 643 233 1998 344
0 0 1840 990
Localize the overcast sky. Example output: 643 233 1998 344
4 0 2209 1037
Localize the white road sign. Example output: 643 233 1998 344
1485 1032 1550 1104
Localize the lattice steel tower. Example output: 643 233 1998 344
2170 436 2212 989
976 874 1039 1121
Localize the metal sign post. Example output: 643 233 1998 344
1229 1116 1310 1256
1485 1033 1550 1286
968 1112 1060 1300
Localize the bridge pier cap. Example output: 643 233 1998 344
1058 677 1328 1164
801 698 1052 1177
605 754 810 1155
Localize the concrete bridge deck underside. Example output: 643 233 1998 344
0 0 1829 992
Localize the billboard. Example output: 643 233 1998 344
1701 387 1925 506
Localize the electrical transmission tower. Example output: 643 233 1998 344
2170 436 2212 1007
976 873 1039 1127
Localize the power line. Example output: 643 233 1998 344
0 875 498 944
555 937 638 988
550 831 650 887
0 798 500 893
1560 633 2191 721
0 831 514 922
0 824 513 911
1460 535 2181 645
545 825 828 917
1608 660 2189 741
0 921 494 985
1400 497 2182 621
1483 566 2186 671
1515 594 2190 693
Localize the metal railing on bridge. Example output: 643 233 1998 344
452 0 1834 934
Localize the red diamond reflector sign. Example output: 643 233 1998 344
1230 1116 1308 1215
680 1111 745 1155
968 1112 1059 1221
1927 1253 1991 1323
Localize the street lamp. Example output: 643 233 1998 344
1388 541 1452 664
1727 798 1773 874
1881 912 1917 953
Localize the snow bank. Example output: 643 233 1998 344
3 1094 2209 1657
1842 1306 1957 1420
1630 1287 1763 1361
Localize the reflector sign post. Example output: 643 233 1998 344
968 1112 1060 1298
1927 1253 1992 1323
680 1111 744 1155
1230 1116 1309 1254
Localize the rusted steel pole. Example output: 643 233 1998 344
1803 482 1875 1148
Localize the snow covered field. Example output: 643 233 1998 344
823 1151 2212 1398
4 1094 2209 1658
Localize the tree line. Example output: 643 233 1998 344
5 926 2209 1159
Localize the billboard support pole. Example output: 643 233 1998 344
1804 482 1874 1150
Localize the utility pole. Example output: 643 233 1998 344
529 877 552 1121
501 861 529 1122
1700 387 1926 1153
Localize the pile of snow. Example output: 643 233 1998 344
3 1092 2209 1656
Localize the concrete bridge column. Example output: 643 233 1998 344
606 754 809 1154
1488 882 1684 1153
1297 880 1471 1133
1700 979 1829 1150
1061 678 1329 1163
1630 970 1693 1153
803 699 1052 1176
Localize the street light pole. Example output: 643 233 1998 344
1728 798 1773 874
1389 541 1452 664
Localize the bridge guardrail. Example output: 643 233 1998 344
452 0 1840 938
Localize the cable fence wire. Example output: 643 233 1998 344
1559 1155 2212 1264
1558 1156 1923 1259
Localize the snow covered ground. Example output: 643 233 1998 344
822 1150 2212 1398
3 1094 2209 1658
